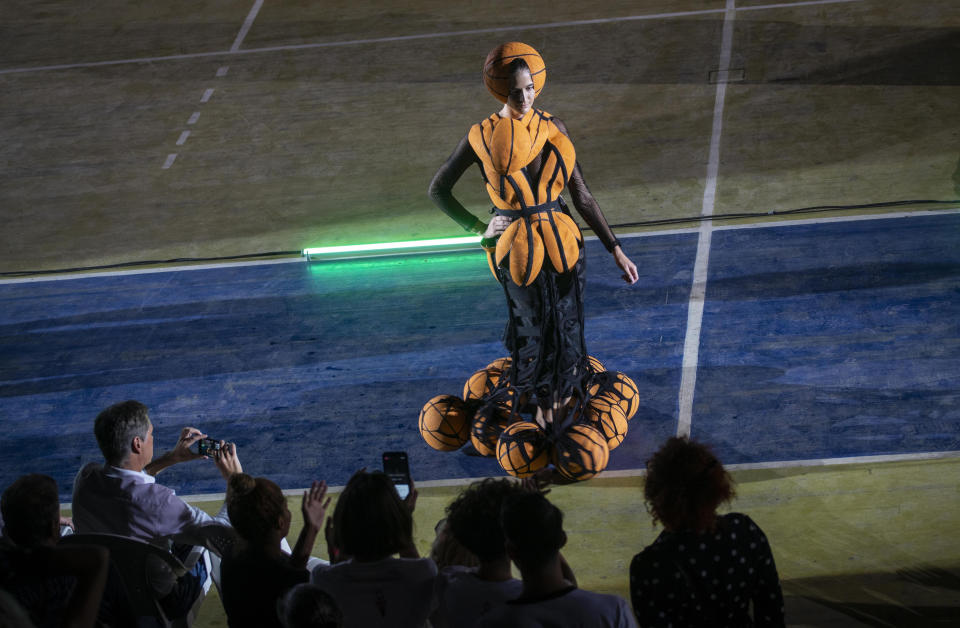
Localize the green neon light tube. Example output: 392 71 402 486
303 235 481 258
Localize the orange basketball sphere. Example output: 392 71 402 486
483 42 546 104
597 371 640 420
586 396 629 450
497 421 551 478
419 395 469 451
553 423 609 481
463 367 502 402
486 356 512 372
586 355 606 375
470 401 513 457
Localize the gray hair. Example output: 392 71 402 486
94 400 151 466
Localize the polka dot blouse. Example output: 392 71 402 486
629 513 785 628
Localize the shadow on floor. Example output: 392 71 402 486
784 565 960 627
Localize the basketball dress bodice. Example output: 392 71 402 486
469 108 582 286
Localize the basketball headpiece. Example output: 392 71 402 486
482 42 546 103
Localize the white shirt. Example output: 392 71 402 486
478 585 638 628
310 556 437 628
72 463 230 549
432 565 523 628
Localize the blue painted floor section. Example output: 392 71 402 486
695 214 960 463
1 213 958 498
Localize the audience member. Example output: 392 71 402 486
0 588 36 628
429 517 479 570
479 491 637 628
630 437 785 627
0 474 111 628
432 478 524 628
71 400 242 618
280 583 343 628
220 473 330 627
311 469 436 628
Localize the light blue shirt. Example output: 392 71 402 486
72 463 230 549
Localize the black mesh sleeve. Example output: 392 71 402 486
553 118 622 252
428 134 486 234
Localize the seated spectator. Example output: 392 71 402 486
432 478 524 628
71 400 242 618
629 437 785 627
429 517 479 570
311 470 436 628
0 473 112 628
220 474 330 628
479 491 637 628
280 583 343 628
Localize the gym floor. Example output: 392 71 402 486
2 0 959 625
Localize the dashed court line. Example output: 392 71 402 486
159 3 256 169
0 0 864 76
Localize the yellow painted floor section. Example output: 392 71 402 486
171 457 960 627
2 0 957 274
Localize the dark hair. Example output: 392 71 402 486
333 470 412 561
281 583 342 628
644 437 734 533
429 518 480 569
507 57 531 77
94 400 150 466
500 491 565 568
1 474 60 548
226 473 286 545
446 478 523 562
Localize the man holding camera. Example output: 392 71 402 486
72 399 242 618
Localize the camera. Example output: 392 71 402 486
197 438 221 456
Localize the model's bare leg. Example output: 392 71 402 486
535 405 552 428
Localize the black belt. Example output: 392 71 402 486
493 200 562 219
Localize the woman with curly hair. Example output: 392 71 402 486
630 437 785 627
221 474 329 628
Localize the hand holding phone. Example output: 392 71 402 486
382 451 411 500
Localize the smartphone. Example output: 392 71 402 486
382 451 411 500
196 437 221 456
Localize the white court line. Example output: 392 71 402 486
231 0 264 52
0 0 863 76
596 450 960 479
0 256 305 284
175 130 190 146
737 0 864 11
161 153 177 169
676 0 737 439
200 88 215 103
2 208 957 285
187 111 201 125
132 449 960 505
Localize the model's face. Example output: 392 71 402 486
507 70 535 116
